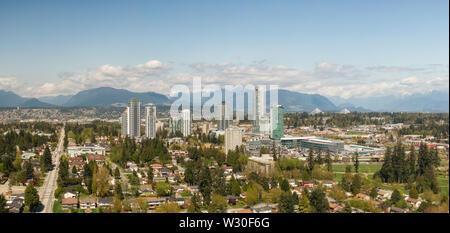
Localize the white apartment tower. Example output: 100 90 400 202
128 99 141 138
225 127 242 155
181 109 191 137
217 101 230 131
253 87 266 134
145 103 156 139
121 108 128 137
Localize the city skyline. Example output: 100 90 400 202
0 0 448 99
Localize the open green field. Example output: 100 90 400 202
438 176 449 195
332 163 449 196
332 163 382 174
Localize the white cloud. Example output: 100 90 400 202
1 60 448 99
18 60 171 97
0 76 23 92
315 62 358 75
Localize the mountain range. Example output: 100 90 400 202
0 87 448 113
329 91 449 113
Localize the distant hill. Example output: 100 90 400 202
171 88 339 113
63 87 171 107
1 87 448 113
336 103 372 112
277 89 338 112
19 98 56 108
0 90 27 107
38 95 74 106
330 91 449 113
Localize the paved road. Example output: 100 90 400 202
0 182 26 196
108 158 129 193
38 126 65 213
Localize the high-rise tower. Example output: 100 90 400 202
145 103 156 139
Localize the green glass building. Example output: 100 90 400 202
270 104 284 140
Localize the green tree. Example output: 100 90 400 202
21 160 34 182
199 166 212 205
351 174 362 195
369 187 378 200
353 154 359 173
409 187 419 199
272 141 277 161
0 194 8 213
155 181 171 197
316 149 323 165
155 202 181 213
71 165 77 175
112 196 122 213
208 194 228 213
308 188 329 213
230 176 241 196
245 184 261 206
341 202 352 213
42 146 52 172
188 193 202 213
24 184 40 212
325 150 332 172
93 166 111 197
307 149 315 173
298 192 312 213
114 167 120 179
278 192 296 213
115 181 124 200
391 189 402 204
280 179 290 192
407 145 417 177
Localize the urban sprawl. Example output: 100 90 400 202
0 96 448 213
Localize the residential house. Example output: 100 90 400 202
251 203 273 213
160 167 172 177
61 198 78 210
6 194 24 213
153 177 166 183
355 193 371 201
86 154 105 165
376 189 392 201
63 191 77 199
7 198 24 213
21 152 36 160
329 202 344 213
229 208 253 213
139 185 154 196
151 163 163 171
226 195 237 205
301 180 315 188
322 181 335 189
187 185 200 194
390 207 406 213
288 179 297 187
169 197 185 206
406 197 422 209
144 197 167 209
97 197 114 209
79 197 97 210
69 157 85 171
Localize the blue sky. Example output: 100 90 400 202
0 0 448 97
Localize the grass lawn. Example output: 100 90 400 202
333 163 382 174
53 200 68 213
331 162 449 197
438 176 449 195
333 173 344 182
